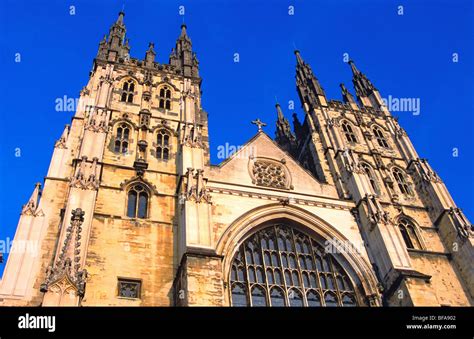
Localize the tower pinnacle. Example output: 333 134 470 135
274 104 297 154
295 50 327 108
348 59 376 98
169 24 199 78
96 11 129 62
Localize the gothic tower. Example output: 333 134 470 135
0 12 211 306
275 51 473 306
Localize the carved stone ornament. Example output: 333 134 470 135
183 124 204 148
448 207 473 239
40 208 88 297
21 183 44 217
55 124 70 149
182 168 212 204
70 156 100 190
417 158 441 184
341 148 363 174
251 159 291 190
85 107 109 133
365 194 390 227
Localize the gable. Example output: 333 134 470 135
209 132 338 198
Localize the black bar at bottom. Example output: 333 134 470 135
0 307 472 338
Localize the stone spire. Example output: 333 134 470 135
97 11 129 62
340 83 359 110
348 60 376 98
347 59 388 111
340 83 354 103
169 24 199 77
295 50 327 108
275 104 297 154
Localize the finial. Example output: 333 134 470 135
116 9 125 25
21 182 42 215
348 59 359 75
294 49 303 64
179 23 189 40
275 103 284 120
251 118 267 132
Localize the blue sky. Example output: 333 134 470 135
0 0 472 276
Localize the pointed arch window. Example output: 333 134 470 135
127 184 149 219
114 123 131 154
159 86 172 110
229 224 359 307
398 218 422 250
392 168 412 196
341 121 357 143
361 162 379 194
156 129 171 160
373 126 389 148
121 79 135 103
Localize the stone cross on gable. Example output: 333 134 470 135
251 118 267 132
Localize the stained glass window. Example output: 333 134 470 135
229 224 358 307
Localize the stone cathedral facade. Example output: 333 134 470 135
0 12 472 307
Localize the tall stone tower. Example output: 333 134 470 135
275 50 473 306
0 11 209 306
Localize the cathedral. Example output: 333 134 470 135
0 11 472 307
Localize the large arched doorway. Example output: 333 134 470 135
229 223 359 307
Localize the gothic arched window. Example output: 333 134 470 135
156 129 171 160
361 162 379 194
398 218 422 250
127 184 149 219
114 123 131 154
392 168 411 196
341 121 357 143
121 79 135 103
159 86 172 110
373 126 389 148
229 224 358 307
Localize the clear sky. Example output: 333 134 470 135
0 0 472 276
